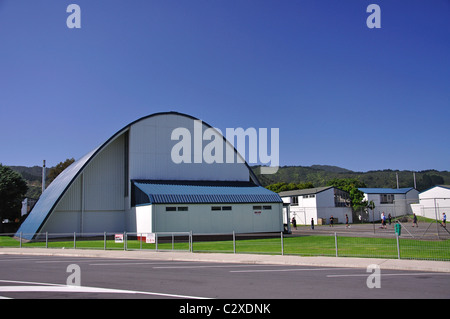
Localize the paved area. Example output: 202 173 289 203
1 252 450 299
1 247 449 273
289 222 450 240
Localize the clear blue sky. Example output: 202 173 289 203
0 0 449 172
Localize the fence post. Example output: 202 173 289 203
281 232 284 256
124 232 127 251
73 232 76 249
233 231 236 254
19 232 22 248
334 232 338 257
155 233 158 251
190 231 193 253
104 232 107 250
46 232 48 248
396 233 401 259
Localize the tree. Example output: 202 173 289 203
326 178 367 208
47 158 75 185
265 182 314 193
0 164 28 226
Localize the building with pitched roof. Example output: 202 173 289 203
359 187 419 221
410 185 450 220
279 186 352 226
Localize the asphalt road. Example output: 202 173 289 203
0 254 449 301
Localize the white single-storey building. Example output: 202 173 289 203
279 187 352 226
359 187 419 221
410 185 450 220
16 112 283 240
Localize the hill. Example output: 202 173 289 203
253 165 450 192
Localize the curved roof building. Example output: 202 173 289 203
17 112 282 240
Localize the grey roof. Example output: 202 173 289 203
278 186 333 197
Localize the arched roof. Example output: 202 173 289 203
16 112 261 240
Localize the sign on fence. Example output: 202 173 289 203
114 234 124 243
146 233 156 244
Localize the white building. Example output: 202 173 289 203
16 112 283 240
359 187 419 221
279 187 352 226
410 185 450 220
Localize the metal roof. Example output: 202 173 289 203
278 186 334 197
358 187 415 194
15 148 98 240
133 180 282 205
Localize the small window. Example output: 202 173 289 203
263 205 272 210
222 206 232 211
165 207 177 212
211 206 222 211
177 207 188 211
253 205 262 210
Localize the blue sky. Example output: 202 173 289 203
0 0 449 172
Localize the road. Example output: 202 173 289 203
0 254 449 301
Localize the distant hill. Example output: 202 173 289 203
253 165 450 192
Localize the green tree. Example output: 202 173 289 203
0 164 28 225
326 178 367 208
47 158 75 185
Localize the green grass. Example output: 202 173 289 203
1 235 449 261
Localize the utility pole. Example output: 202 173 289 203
42 160 46 193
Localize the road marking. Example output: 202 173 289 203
152 264 286 269
327 272 450 278
0 279 209 299
229 267 353 273
89 261 203 266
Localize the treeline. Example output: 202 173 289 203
254 165 450 192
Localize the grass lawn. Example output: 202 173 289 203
1 234 449 261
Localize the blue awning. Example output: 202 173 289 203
133 180 282 205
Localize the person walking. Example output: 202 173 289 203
292 217 297 230
329 215 334 227
311 218 314 230
442 213 447 228
412 213 418 227
345 214 349 228
381 212 387 229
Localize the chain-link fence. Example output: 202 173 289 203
1 226 449 261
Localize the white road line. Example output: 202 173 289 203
0 279 209 299
229 267 353 273
327 272 450 278
152 264 287 269
89 261 203 266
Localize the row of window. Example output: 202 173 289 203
164 205 273 212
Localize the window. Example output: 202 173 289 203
263 205 272 210
212 206 232 211
291 196 298 205
166 206 188 212
334 189 350 207
380 194 394 204
253 205 262 210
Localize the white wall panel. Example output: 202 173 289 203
129 114 250 181
84 134 125 211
